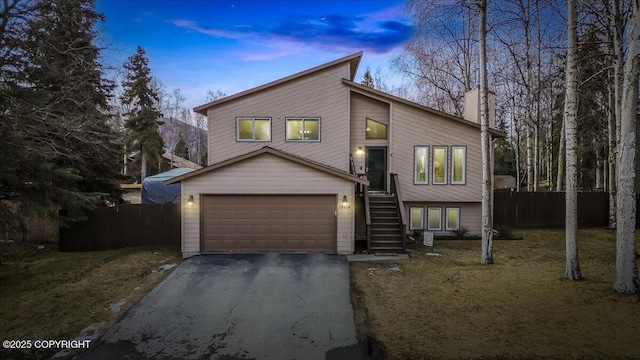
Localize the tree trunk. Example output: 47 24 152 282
527 128 534 191
534 125 539 191
478 0 493 265
608 70 617 228
564 0 582 281
515 120 521 192
141 147 147 182
556 117 565 191
595 157 604 190
615 0 640 294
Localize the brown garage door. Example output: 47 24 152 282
201 195 336 253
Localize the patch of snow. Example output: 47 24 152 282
109 298 127 313
388 266 402 272
159 263 177 271
426 253 443 257
53 321 105 358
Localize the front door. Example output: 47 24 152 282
366 147 387 191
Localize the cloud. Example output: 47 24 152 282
172 19 250 39
267 13 412 54
172 5 412 59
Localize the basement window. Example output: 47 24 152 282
410 207 424 230
446 207 460 231
427 207 442 231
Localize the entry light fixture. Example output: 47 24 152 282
187 195 194 206
342 195 349 208
356 147 364 155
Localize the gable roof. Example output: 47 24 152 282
164 146 369 186
162 152 202 170
343 79 507 138
193 52 363 115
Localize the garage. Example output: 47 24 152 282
201 194 336 253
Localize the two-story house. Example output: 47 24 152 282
166 52 503 258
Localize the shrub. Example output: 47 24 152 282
451 226 469 238
494 224 515 238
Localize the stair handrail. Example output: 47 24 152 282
363 185 371 252
390 173 407 249
350 155 365 196
349 154 356 175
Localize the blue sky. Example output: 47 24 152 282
96 0 412 110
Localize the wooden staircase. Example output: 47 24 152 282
368 194 405 253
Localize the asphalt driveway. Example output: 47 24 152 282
80 253 365 360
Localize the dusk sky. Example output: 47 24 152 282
95 0 412 110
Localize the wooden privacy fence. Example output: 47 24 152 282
59 204 180 251
494 191 609 228
3 215 59 243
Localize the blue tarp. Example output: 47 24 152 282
141 168 193 204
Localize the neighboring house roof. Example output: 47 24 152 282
164 146 370 186
142 168 194 204
342 79 507 138
121 183 142 190
193 51 363 115
162 152 203 170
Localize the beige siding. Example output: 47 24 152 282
349 92 390 174
207 64 351 171
390 102 482 203
181 153 356 257
404 202 481 236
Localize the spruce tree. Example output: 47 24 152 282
174 135 189 160
1 0 123 230
361 68 375 89
121 46 164 181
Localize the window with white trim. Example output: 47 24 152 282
237 117 271 141
414 146 429 184
433 146 447 184
286 118 320 141
446 207 460 231
451 146 466 184
410 207 424 230
427 207 442 231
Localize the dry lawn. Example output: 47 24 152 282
350 229 640 359
0 242 182 359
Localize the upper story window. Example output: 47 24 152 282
237 117 271 141
414 146 429 184
286 118 320 141
433 146 447 184
366 118 387 139
451 146 466 184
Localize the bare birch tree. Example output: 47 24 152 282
478 0 494 264
610 0 625 228
564 0 582 280
394 1 476 116
614 0 640 294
